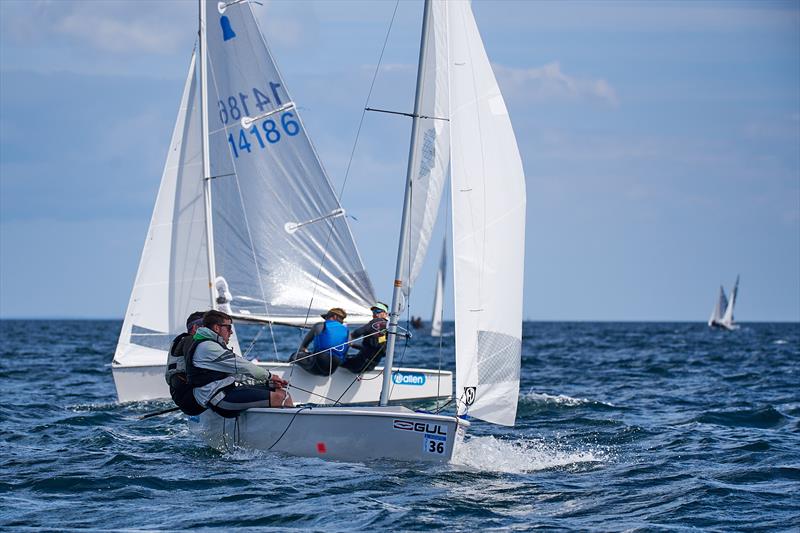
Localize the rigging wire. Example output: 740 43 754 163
435 178 451 413
290 0 402 374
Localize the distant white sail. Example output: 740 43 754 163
201 2 375 323
708 275 739 330
721 275 739 328
447 0 525 427
115 54 209 366
708 285 728 327
430 238 446 337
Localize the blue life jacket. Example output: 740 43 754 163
313 320 349 362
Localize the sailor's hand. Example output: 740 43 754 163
269 373 289 389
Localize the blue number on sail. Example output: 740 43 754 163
238 130 252 153
249 125 265 148
253 88 271 112
227 133 238 158
238 92 250 116
282 112 300 136
218 100 228 124
220 16 236 41
269 81 282 105
228 97 241 120
262 120 280 144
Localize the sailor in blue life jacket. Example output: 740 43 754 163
290 307 350 376
188 310 293 418
165 310 207 415
342 301 389 374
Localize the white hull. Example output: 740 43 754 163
188 406 469 463
708 320 739 331
112 361 452 405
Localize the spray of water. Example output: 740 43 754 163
452 435 609 474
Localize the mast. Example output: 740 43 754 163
199 0 219 309
380 0 434 406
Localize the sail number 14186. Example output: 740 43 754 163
227 112 299 158
218 84 300 158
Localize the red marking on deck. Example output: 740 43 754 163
316 442 327 454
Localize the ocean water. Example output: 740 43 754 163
1 320 798 531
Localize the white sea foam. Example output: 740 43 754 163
773 339 788 345
451 435 608 474
522 390 614 408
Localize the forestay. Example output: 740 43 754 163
115 55 210 366
446 0 526 427
202 1 375 324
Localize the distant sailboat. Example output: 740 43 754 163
708 275 740 330
430 238 446 337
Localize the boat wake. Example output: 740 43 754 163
520 390 615 408
451 435 609 474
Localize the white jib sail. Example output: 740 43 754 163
400 0 451 300
202 1 375 325
708 285 728 326
115 53 211 366
447 0 526 426
430 238 446 337
722 275 739 326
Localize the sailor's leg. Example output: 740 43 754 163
211 386 270 417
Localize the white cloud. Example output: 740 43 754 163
494 62 618 106
1 0 190 54
55 12 183 54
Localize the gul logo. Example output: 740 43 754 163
392 371 426 386
392 419 448 436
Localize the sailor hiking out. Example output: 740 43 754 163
188 310 292 417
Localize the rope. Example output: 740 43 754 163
268 406 311 450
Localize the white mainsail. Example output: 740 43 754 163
708 285 728 327
721 275 739 327
430 238 446 337
448 0 526 427
115 54 210 367
203 2 375 324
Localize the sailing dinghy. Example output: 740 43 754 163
112 0 453 406
708 275 740 330
189 0 526 464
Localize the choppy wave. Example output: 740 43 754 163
520 390 615 408
2 320 798 530
452 435 609 473
693 406 788 429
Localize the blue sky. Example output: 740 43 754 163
1 0 798 322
